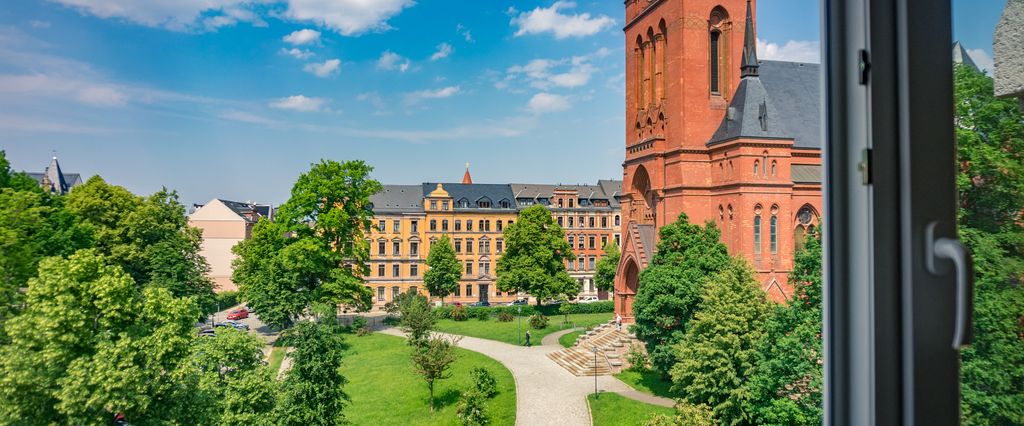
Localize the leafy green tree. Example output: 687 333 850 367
411 335 461 411
745 234 823 425
275 321 350 425
642 402 714 426
632 214 731 375
398 290 436 346
457 390 489 426
496 205 576 304
424 235 462 304
0 250 206 424
670 260 770 425
953 64 1024 426
593 242 620 292
193 328 278 425
234 160 380 327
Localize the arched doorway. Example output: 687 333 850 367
616 258 641 322
630 166 656 225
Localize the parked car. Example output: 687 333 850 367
226 308 249 320
215 320 250 331
507 298 529 306
578 296 600 304
544 298 564 305
470 301 491 307
197 327 216 337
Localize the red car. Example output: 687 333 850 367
226 308 249 320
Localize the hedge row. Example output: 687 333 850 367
200 291 240 316
433 301 613 320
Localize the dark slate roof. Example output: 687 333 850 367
370 185 424 214
510 181 623 210
708 60 822 150
422 183 518 211
216 199 274 223
598 180 622 208
27 160 83 195
791 164 822 184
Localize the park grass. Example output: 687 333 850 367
559 330 585 348
588 392 674 426
434 312 612 346
614 369 676 399
267 346 286 374
340 333 516 426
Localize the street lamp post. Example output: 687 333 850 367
517 306 522 346
592 345 599 398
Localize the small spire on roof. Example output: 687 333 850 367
740 0 759 78
462 162 473 184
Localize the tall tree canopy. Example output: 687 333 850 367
632 214 731 375
593 241 620 292
423 235 461 304
233 160 380 328
496 205 577 304
670 260 770 425
953 64 1024 425
274 321 350 425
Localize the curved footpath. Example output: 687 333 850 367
379 327 674 426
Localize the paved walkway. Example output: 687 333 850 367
541 327 580 346
379 327 675 426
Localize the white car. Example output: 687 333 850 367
578 296 600 304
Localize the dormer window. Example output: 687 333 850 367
477 198 492 208
499 199 511 209
459 198 469 208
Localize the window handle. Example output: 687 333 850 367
925 222 974 350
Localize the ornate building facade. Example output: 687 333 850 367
615 0 824 322
365 169 622 308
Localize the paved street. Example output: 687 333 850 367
379 327 674 426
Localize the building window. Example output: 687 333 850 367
378 219 386 232
578 257 585 270
568 235 575 247
567 259 575 271
478 220 485 230
771 161 777 177
455 220 462 231
602 216 608 228
459 198 469 208
601 236 608 247
589 236 596 249
496 220 503 231
392 241 400 255
710 30 721 93
578 235 585 249
377 286 385 302
466 238 474 253
763 152 770 176
614 234 620 245
568 217 574 228
466 220 473 231
410 242 419 257
442 201 449 210
496 239 503 253
589 256 596 270
770 215 778 254
466 285 473 297
411 264 419 276
466 262 473 275
485 220 491 232
392 286 400 301
377 264 385 277
614 215 620 226
378 241 386 256
430 200 437 210
442 220 449 232
455 285 461 297
392 264 400 277
500 199 511 208
479 262 489 276
455 239 462 253
430 220 437 231
754 215 763 255
569 199 574 208
558 217 564 227
754 160 760 176
589 217 595 227
411 220 418 233
479 240 486 254
393 220 400 233
478 200 491 208
558 199 564 208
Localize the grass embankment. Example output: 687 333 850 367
267 346 286 374
340 333 516 425
434 312 611 346
588 392 674 425
613 369 676 399
559 330 585 348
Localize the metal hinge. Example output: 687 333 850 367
859 49 871 85
858 148 872 185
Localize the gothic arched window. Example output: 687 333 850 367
770 215 778 254
754 214 762 255
710 30 721 93
754 160 760 176
709 7 729 95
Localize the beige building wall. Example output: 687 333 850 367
188 199 251 293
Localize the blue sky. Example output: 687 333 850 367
0 0 1003 206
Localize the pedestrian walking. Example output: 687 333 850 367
615 313 622 331
525 330 532 347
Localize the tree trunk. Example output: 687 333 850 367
428 381 435 411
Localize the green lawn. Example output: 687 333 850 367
340 333 516 425
588 393 674 426
267 346 286 374
435 313 612 346
614 369 676 399
559 330 585 348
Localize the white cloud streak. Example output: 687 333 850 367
756 38 821 63
283 28 320 45
430 43 453 61
269 95 328 111
376 50 410 72
510 1 615 39
527 92 570 113
303 58 340 77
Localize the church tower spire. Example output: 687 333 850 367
462 162 473 184
740 0 759 78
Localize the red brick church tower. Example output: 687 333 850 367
615 0 823 322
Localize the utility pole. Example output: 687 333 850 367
517 306 522 345
592 345 599 398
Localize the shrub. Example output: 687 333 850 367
626 343 650 371
535 300 614 316
451 305 469 321
355 326 372 336
383 315 401 326
471 308 491 321
470 367 498 398
496 311 514 322
528 313 548 330
457 390 489 426
351 316 368 330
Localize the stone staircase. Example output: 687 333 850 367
547 322 644 376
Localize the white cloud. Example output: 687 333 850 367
221 110 280 125
756 38 821 63
377 50 410 72
456 24 473 42
409 86 460 99
527 92 570 113
269 94 328 111
75 85 129 106
28 20 51 29
430 43 453 61
501 47 609 91
47 0 261 31
282 0 415 36
283 28 321 45
510 1 615 39
966 48 994 74
303 58 340 77
357 91 387 110
280 47 314 59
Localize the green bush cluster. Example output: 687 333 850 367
471 308 491 321
470 367 498 398
450 305 468 321
528 314 548 330
496 311 514 322
432 301 612 320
